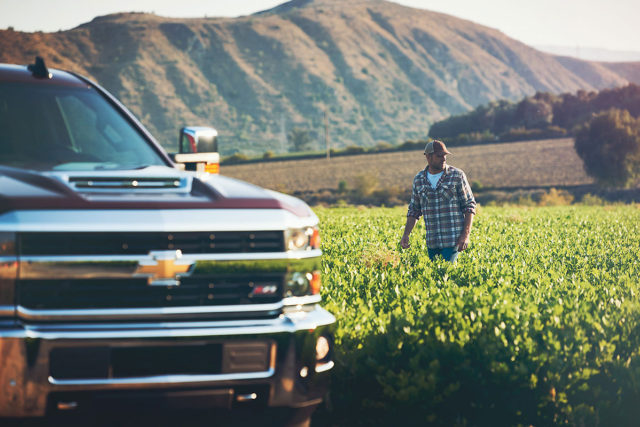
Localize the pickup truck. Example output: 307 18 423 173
0 58 334 425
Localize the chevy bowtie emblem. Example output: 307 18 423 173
134 250 194 286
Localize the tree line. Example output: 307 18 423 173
429 84 640 187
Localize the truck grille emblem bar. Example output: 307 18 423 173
134 250 194 286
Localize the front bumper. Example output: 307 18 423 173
0 305 335 417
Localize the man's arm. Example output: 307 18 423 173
402 173 422 249
456 212 474 251
455 170 476 252
401 216 418 249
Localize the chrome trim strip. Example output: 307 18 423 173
174 152 219 164
19 249 322 264
0 305 15 317
17 297 323 322
315 361 335 373
282 295 322 306
19 323 317 340
23 319 279 331
17 302 284 322
7 307 337 340
48 369 275 389
0 209 318 232
24 316 308 332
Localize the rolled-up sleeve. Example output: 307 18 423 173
457 171 476 215
407 177 422 219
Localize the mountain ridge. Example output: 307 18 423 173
1 0 639 154
535 45 640 63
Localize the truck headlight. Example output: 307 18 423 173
285 226 320 251
285 271 321 297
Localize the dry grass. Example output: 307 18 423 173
506 214 526 223
361 245 401 269
222 138 593 194
538 188 575 206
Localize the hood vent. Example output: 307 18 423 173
67 176 191 192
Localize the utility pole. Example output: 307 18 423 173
324 109 330 160
280 113 286 154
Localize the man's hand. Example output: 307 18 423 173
457 212 474 252
456 233 470 252
401 216 417 249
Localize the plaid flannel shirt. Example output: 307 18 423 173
407 165 476 249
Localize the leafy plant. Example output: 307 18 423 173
316 205 640 426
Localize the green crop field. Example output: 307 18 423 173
315 205 640 426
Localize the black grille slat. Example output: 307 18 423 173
18 275 283 310
50 344 225 379
49 342 272 380
19 231 285 256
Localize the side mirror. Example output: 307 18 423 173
179 126 218 154
174 126 220 174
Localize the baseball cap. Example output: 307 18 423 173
424 140 451 155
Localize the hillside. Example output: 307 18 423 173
1 0 639 154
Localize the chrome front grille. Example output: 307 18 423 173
18 231 285 255
15 227 321 322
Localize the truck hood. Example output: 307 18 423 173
0 165 313 217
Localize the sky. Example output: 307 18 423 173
0 0 638 53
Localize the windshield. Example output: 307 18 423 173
0 82 167 171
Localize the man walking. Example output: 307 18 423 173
400 140 476 263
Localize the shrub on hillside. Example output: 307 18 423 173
575 108 640 187
369 186 406 206
288 127 314 152
516 194 538 206
471 180 484 192
499 126 567 142
428 84 640 144
341 145 366 155
538 188 574 206
475 189 573 207
446 130 496 145
580 193 606 206
398 140 427 151
223 153 250 164
352 174 378 197
516 97 554 128
374 141 395 152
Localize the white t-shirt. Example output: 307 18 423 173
427 171 443 188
